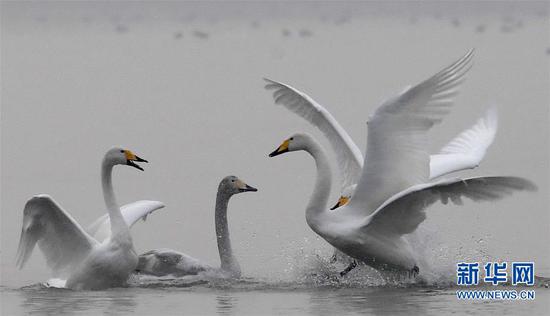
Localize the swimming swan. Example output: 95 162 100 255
16 147 162 290
268 52 536 274
136 176 257 278
266 50 494 266
270 132 535 274
264 49 497 210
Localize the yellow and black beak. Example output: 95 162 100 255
269 139 290 157
124 150 148 171
330 196 349 210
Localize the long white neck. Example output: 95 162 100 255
215 188 241 277
101 159 130 241
302 137 332 234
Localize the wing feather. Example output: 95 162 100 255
16 195 98 277
347 50 474 215
365 176 536 236
264 78 363 189
86 200 165 242
430 107 498 178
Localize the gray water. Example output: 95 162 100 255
1 1 549 315
2 280 550 315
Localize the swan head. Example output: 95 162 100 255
268 133 312 157
105 147 148 171
330 184 356 210
219 176 258 195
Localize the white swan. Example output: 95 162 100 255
264 49 497 209
268 52 536 274
136 176 257 278
266 50 495 266
270 133 535 274
16 147 163 290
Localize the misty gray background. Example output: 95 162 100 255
1 1 549 290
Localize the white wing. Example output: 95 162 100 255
264 78 363 189
430 107 498 179
16 195 99 277
364 176 536 236
347 49 474 216
86 200 165 242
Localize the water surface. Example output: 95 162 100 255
2 280 549 315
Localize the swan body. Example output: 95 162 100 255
264 49 497 208
137 248 212 277
65 231 138 290
16 147 159 290
268 51 536 273
136 176 257 278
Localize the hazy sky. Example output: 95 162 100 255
1 1 548 288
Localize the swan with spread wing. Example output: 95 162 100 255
16 147 164 290
136 176 257 278
268 51 536 275
264 49 497 210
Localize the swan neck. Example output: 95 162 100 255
101 159 129 239
304 139 332 232
215 189 241 276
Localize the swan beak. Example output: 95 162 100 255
241 184 258 192
269 139 290 157
125 150 148 171
237 179 258 192
330 196 349 210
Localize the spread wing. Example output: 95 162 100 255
364 176 537 236
346 49 474 216
16 195 99 277
86 200 165 242
264 78 363 189
430 107 498 179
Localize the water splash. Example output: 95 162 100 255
44 278 67 289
